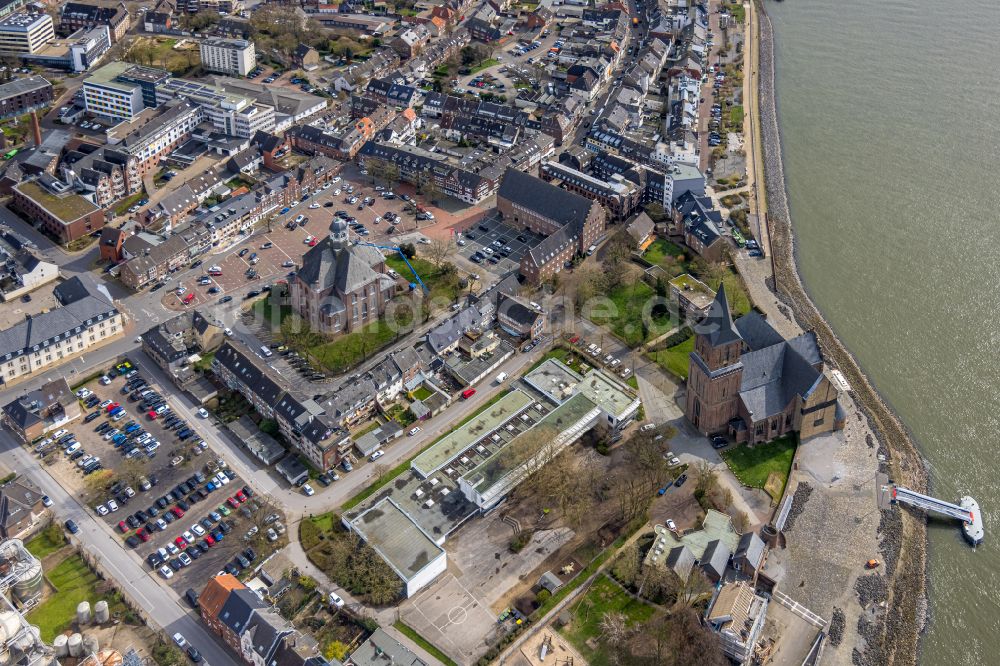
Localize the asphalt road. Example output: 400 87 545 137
0 430 240 666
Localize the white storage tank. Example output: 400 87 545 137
53 635 68 658
67 633 83 657
76 601 91 626
0 612 20 643
94 600 109 624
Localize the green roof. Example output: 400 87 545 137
16 181 100 223
411 389 533 477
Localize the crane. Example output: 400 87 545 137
353 240 429 293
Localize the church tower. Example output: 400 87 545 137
329 218 349 251
685 284 744 435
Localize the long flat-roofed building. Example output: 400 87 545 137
0 76 51 120
83 61 147 121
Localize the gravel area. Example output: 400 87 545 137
829 607 845 647
854 573 887 609
783 482 812 533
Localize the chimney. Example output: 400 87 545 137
30 111 41 148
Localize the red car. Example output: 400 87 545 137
183 293 195 305
235 490 247 503
148 410 158 419
106 402 120 412
174 536 187 548
137 529 150 542
204 535 215 547
227 497 240 509
117 520 129 533
569 335 580 344
461 388 476 399
308 238 318 247
171 507 185 518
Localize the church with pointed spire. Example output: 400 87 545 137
288 218 397 335
685 285 845 445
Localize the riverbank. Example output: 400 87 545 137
752 2 926 665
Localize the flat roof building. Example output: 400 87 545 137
199 38 256 77
0 13 54 56
0 75 51 121
83 61 147 122
347 498 447 598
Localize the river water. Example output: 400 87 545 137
765 0 1000 662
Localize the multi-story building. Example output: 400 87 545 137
496 168 606 285
61 145 141 210
1 378 79 444
112 100 201 176
0 478 45 537
212 342 344 470
199 38 256 77
83 61 147 122
59 2 129 42
685 286 844 444
0 13 54 56
539 159 642 221
357 141 505 204
117 232 191 289
11 176 105 244
0 276 123 385
0 230 58 302
141 310 224 388
0 76 51 121
157 78 275 138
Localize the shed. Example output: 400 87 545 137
538 571 563 593
275 455 309 486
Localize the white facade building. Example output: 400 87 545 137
0 13 54 56
199 38 256 77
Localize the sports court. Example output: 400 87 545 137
399 572 500 665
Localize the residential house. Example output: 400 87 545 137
0 232 58 301
141 310 224 388
293 43 319 71
706 581 768 665
118 232 191 289
0 479 45 538
1 377 80 443
59 2 129 42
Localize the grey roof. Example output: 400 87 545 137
390 346 423 376
0 277 118 360
217 588 266 636
497 295 539 328
694 283 741 347
296 236 384 296
426 304 488 354
733 311 784 351
214 342 285 406
497 168 593 228
734 531 766 569
700 538 730 579
350 628 426 666
243 608 293 661
666 544 696 580
0 76 50 100
738 339 822 420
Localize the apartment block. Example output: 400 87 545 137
199 38 256 77
0 76 51 121
83 61 146 121
59 2 130 43
0 276 123 385
0 13 54 56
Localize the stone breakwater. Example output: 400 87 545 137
755 4 926 665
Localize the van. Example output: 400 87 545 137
260 345 273 358
495 372 508 384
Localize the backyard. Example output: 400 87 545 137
642 238 691 277
558 574 656 666
385 255 462 304
722 436 796 501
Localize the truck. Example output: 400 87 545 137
495 372 508 384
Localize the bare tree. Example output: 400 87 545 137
117 457 150 490
425 239 455 268
598 611 630 657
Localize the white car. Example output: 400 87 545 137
159 566 174 579
182 531 195 543
41 495 52 507
302 483 315 496
666 519 677 532
332 176 341 183
224 327 233 337
197 408 209 418
333 189 341 195
96 504 108 516
640 423 656 432
76 388 92 399
303 235 314 244
107 499 119 512
295 214 305 223
267 528 278 542
166 542 179 555
52 429 68 439
309 203 320 209
64 443 81 455
328 592 345 608
370 450 385 462
172 633 186 648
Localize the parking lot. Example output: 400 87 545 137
160 175 438 311
458 215 545 275
34 361 285 593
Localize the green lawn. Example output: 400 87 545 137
27 555 101 642
705 270 752 318
589 281 675 348
193 351 215 372
386 255 461 303
411 386 433 401
310 512 336 532
252 290 292 328
729 104 745 128
722 436 796 499
559 574 655 666
642 238 691 276
393 622 458 666
25 528 66 560
308 314 411 375
648 336 694 380
727 2 746 23
530 346 589 375
470 58 499 74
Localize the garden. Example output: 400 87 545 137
722 435 796 501
558 574 656 666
